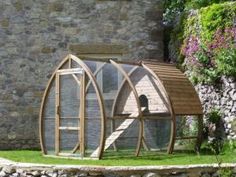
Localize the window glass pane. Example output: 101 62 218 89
102 64 118 93
84 61 97 93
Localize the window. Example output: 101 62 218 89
78 54 122 99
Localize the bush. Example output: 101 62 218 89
166 1 236 84
204 108 224 154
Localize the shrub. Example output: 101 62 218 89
181 26 236 84
200 2 236 41
204 108 224 154
167 1 236 84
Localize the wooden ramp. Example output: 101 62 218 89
90 112 139 158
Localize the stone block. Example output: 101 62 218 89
13 1 23 11
48 3 64 12
143 172 161 177
69 44 128 54
1 18 9 28
41 47 56 54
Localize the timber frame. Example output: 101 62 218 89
39 54 203 160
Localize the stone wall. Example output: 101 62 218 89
0 160 236 177
195 76 236 140
0 0 163 149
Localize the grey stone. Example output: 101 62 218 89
201 173 211 177
0 170 6 176
3 166 16 174
77 172 89 176
143 172 161 177
12 173 20 177
130 175 141 177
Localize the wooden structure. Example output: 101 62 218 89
39 54 203 160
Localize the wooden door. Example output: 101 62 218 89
55 68 85 157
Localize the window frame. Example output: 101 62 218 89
78 54 123 100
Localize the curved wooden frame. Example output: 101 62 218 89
142 63 176 154
110 66 139 151
39 54 106 159
110 60 144 156
40 55 203 159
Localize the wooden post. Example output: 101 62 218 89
55 73 60 155
195 114 203 153
167 115 176 154
80 72 86 157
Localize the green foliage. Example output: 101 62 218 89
185 0 231 9
178 1 236 84
218 168 233 177
200 3 236 41
163 0 234 24
204 108 225 155
163 0 186 24
207 108 221 124
215 47 236 77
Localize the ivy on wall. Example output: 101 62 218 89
165 1 236 84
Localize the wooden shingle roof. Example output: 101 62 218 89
142 61 202 115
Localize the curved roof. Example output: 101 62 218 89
142 61 202 115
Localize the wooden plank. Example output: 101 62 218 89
162 79 192 84
174 109 203 115
170 95 200 101
164 86 196 93
91 111 140 158
150 68 182 73
80 72 86 157
71 74 81 86
57 68 83 75
166 88 196 94
59 127 80 130
158 76 188 80
172 102 202 107
143 62 175 67
156 74 186 79
55 73 60 155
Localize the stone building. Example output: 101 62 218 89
0 0 163 149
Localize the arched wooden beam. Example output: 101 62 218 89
110 66 139 150
39 54 106 159
195 114 203 153
142 63 176 154
39 55 70 154
85 62 106 93
70 54 106 159
110 60 144 156
111 66 139 116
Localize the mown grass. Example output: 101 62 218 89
0 149 235 166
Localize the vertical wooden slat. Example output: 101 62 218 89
68 58 72 69
55 73 60 155
39 55 70 155
80 72 86 157
70 54 106 159
195 114 203 153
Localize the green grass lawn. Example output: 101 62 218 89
0 149 235 166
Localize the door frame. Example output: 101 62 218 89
55 68 85 157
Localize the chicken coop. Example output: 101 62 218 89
39 54 203 159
